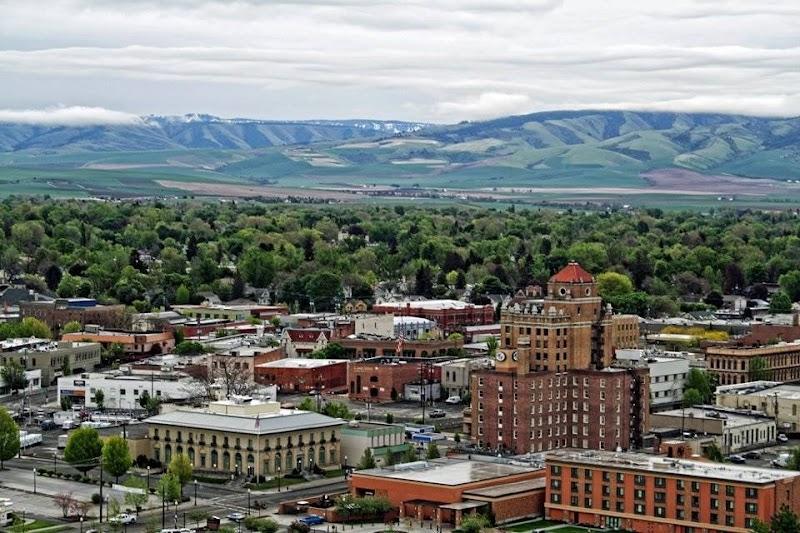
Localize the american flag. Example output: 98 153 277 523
396 334 404 355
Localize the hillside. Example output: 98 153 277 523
2 110 800 205
0 114 427 152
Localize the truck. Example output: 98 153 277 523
58 434 69 449
19 431 42 448
0 498 13 527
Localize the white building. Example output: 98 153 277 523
616 349 689 410
393 316 436 340
0 368 41 396
354 315 394 338
716 381 800 433
57 368 197 410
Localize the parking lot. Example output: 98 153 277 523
727 437 800 469
278 391 466 427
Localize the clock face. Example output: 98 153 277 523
511 351 519 361
496 352 507 362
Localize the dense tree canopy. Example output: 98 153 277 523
0 200 799 317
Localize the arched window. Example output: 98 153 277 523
308 448 314 468
247 454 255 466
318 447 325 465
176 446 183 455
188 447 195 464
286 451 293 471
235 453 243 471
211 450 219 469
223 451 231 470
274 453 282 473
164 444 172 464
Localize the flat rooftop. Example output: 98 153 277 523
547 449 797 484
258 358 346 369
148 408 344 435
377 300 484 311
718 381 800 400
654 406 771 427
355 458 538 486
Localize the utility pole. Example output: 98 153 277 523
99 456 104 523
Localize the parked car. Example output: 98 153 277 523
110 514 136 525
429 409 446 418
226 512 246 522
307 389 320 396
778 434 789 443
299 516 326 526
728 455 746 464
743 451 761 460
444 396 461 405
39 420 58 431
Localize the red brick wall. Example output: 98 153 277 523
255 361 348 393
471 368 649 454
347 361 440 402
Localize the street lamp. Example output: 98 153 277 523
247 488 251 516
79 517 83 533
147 465 151 492
33 467 36 494
343 456 348 479
174 500 179 529
277 466 282 492
194 479 198 506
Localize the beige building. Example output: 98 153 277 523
716 381 800 433
650 406 777 454
147 398 344 478
706 341 800 385
0 339 102 385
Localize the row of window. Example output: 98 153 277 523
152 429 337 448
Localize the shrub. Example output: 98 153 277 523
244 516 279 533
91 493 102 504
72 474 82 481
289 521 310 533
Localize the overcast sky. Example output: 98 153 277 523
0 0 798 124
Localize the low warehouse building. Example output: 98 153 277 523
348 456 545 526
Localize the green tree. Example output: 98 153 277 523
704 442 725 463
770 291 792 314
168 453 194 497
786 447 800 471
357 449 376 470
64 427 103 473
123 477 148 513
749 356 770 381
0 406 20 469
460 515 490 533
685 368 715 404
682 388 703 408
62 320 82 334
0 359 28 395
175 285 191 305
752 504 800 533
103 436 132 483
403 446 418 463
17 317 51 339
597 272 634 300
426 443 441 460
156 472 181 502
780 271 800 303
93 389 105 410
485 335 498 358
238 248 276 288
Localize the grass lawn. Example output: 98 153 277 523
8 519 62 533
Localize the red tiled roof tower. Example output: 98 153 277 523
549 261 594 284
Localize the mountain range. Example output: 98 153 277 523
2 110 800 203
0 114 428 152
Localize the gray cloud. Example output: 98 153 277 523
0 0 797 121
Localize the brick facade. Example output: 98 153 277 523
545 449 800 533
706 343 800 385
371 301 494 334
255 359 348 393
338 337 461 359
469 367 649 454
347 358 442 402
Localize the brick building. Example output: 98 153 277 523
469 262 648 454
255 358 348 393
545 449 800 532
706 341 800 385
62 328 175 356
371 300 494 334
21 298 126 333
348 357 442 402
467 367 648 454
338 336 462 359
500 262 639 372
280 328 331 357
349 457 545 526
